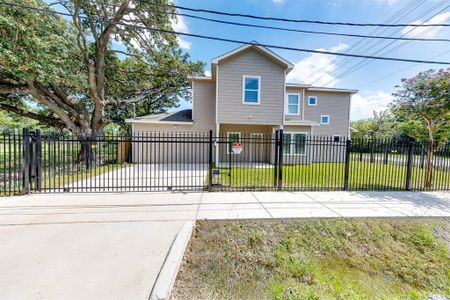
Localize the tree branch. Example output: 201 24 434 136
0 103 65 127
0 83 30 94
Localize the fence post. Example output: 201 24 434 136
405 142 414 191
34 129 42 191
208 130 213 191
344 139 351 191
383 144 389 165
273 130 279 187
277 129 283 191
22 128 30 194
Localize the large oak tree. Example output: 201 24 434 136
0 0 203 138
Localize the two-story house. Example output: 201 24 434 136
127 42 357 164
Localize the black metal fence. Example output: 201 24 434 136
1 129 449 195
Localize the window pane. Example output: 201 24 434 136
244 90 258 103
308 97 316 105
294 134 306 154
283 134 291 154
333 135 341 142
288 104 298 114
321 116 329 124
288 95 298 105
245 77 259 90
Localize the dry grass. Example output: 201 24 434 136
172 218 450 300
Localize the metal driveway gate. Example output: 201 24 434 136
0 129 449 195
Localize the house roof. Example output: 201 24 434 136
286 83 358 94
125 109 193 125
211 42 294 71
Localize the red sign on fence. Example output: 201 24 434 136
232 143 243 154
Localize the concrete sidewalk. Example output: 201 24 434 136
1 191 448 225
0 191 448 300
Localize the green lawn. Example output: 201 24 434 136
212 159 450 191
1 163 126 195
173 219 450 300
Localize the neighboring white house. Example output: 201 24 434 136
126 42 358 164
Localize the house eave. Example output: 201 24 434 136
284 121 321 127
125 119 194 125
307 87 358 94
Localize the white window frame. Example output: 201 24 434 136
321 115 330 125
227 132 241 154
332 135 342 143
307 96 318 106
242 75 261 105
283 132 308 156
286 93 300 115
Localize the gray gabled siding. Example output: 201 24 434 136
217 48 285 125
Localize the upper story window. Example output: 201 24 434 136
308 96 317 106
286 94 300 115
242 75 260 105
321 115 330 125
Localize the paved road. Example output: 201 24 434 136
0 191 448 299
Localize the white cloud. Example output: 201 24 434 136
171 15 191 50
286 43 349 87
372 0 400 5
401 12 450 39
351 90 394 120
204 70 212 77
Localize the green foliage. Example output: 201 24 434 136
0 0 204 133
173 219 450 300
351 111 404 140
391 68 450 143
0 0 81 85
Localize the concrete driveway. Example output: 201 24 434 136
66 163 208 192
0 191 449 300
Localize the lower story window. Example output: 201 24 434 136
333 135 342 142
227 132 241 153
283 132 307 155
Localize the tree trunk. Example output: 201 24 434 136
424 120 435 189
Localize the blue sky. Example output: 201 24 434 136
170 0 450 120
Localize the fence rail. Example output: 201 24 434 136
1 129 449 195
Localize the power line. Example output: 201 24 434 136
1 1 449 65
309 0 427 85
357 49 450 89
170 11 450 42
321 3 450 86
83 0 449 42
143 1 450 28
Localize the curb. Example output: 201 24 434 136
149 221 194 300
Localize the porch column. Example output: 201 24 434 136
215 123 220 167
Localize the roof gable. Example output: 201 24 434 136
211 42 294 72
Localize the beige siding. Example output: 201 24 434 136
192 80 216 131
217 48 285 125
303 91 351 137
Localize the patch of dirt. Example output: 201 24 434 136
433 218 450 249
